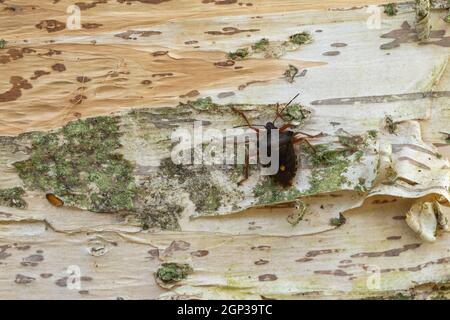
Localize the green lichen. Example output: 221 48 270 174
155 263 193 283
287 199 307 226
184 97 220 112
228 48 249 61
354 177 368 193
385 116 398 134
139 158 225 221
0 187 26 208
384 166 398 185
281 103 309 123
303 138 356 195
253 177 301 205
384 3 398 16
13 117 136 213
330 213 347 227
289 32 312 45
136 165 183 231
367 130 378 139
283 64 299 83
354 150 364 162
436 153 443 159
252 38 269 52
338 134 366 153
0 39 6 49
304 144 344 166
308 160 350 195
137 174 184 231
184 168 223 213
416 0 431 40
445 13 450 24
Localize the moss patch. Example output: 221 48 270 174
137 173 184 231
254 177 302 205
229 32 312 61
330 213 346 227
137 158 231 228
384 3 398 16
155 263 193 283
252 38 269 52
282 103 310 123
445 13 450 24
228 48 249 61
302 143 356 194
287 199 307 226
283 64 299 83
289 32 312 45
183 97 221 112
338 134 366 153
354 177 368 193
13 117 136 213
0 39 6 49
385 116 398 134
304 144 344 166
367 130 378 139
308 159 350 194
384 165 398 185
0 187 26 208
165 159 224 213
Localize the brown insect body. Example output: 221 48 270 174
263 122 298 187
272 130 298 187
232 93 319 187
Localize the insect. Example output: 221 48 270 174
231 93 320 187
45 193 64 207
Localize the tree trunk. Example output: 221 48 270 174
0 0 449 299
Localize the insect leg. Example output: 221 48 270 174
295 131 325 138
231 107 259 133
293 136 317 153
279 123 296 133
238 143 250 185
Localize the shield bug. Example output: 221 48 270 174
231 93 321 187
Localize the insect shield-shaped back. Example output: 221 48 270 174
259 124 297 187
46 193 64 207
273 130 298 187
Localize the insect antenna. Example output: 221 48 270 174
273 92 301 123
233 124 266 128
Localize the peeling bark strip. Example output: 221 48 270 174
311 91 450 105
351 244 421 258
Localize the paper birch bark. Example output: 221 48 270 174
0 0 449 299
